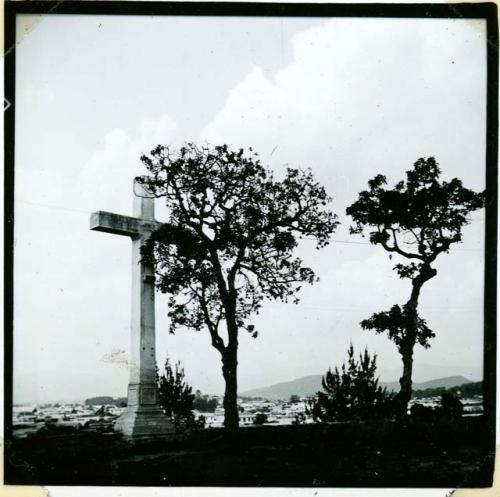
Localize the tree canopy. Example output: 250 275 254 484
347 157 484 278
138 143 338 431
361 304 435 352
348 157 485 353
138 143 337 348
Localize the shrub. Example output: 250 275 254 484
309 343 395 422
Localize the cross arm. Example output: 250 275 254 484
90 211 162 237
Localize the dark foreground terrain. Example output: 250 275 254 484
5 417 494 487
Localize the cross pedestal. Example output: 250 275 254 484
90 181 174 438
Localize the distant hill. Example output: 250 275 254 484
381 376 472 393
241 375 323 400
240 375 473 400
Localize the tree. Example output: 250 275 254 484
157 358 197 429
193 391 219 413
289 394 301 404
347 157 485 418
253 413 268 425
310 343 394 423
440 392 463 421
138 143 338 433
292 412 307 425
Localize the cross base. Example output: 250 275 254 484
114 405 175 438
115 383 175 438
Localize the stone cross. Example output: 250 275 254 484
90 181 173 438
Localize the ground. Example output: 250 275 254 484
5 417 494 487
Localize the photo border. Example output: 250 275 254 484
3 1 498 486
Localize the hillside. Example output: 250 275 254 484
240 375 323 400
240 375 473 400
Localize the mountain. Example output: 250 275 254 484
382 376 473 393
240 375 473 400
240 375 323 400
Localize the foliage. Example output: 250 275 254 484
348 157 485 349
253 413 268 425
347 157 485 417
412 381 482 399
410 393 464 423
138 143 338 340
289 394 301 404
346 157 485 269
138 143 338 431
85 396 128 407
410 403 435 421
193 390 219 413
157 358 204 431
310 344 395 423
292 412 307 425
440 392 463 420
361 304 435 352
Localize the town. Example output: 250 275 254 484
13 391 484 439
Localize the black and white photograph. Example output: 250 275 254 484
4 1 498 489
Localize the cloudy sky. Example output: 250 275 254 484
13 14 487 404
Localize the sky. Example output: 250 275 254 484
12 14 487 404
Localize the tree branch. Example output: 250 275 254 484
199 285 225 354
380 227 423 260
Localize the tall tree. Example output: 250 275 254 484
138 143 338 433
346 157 485 418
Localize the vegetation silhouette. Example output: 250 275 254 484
156 358 204 431
347 157 485 419
137 143 338 434
309 343 394 423
253 413 268 425
411 392 464 425
193 390 219 413
412 380 482 399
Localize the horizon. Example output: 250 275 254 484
14 371 483 406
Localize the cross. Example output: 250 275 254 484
90 180 173 437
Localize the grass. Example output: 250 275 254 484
5 416 494 487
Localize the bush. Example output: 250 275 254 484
410 403 436 422
157 358 204 433
292 413 307 425
253 413 268 426
309 343 395 423
440 392 463 421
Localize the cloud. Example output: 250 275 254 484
202 17 486 216
77 114 179 215
197 17 486 386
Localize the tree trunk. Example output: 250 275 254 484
397 344 414 420
222 349 239 435
221 294 240 436
397 262 436 420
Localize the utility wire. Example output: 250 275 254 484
264 302 481 312
15 199 91 215
14 198 484 251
